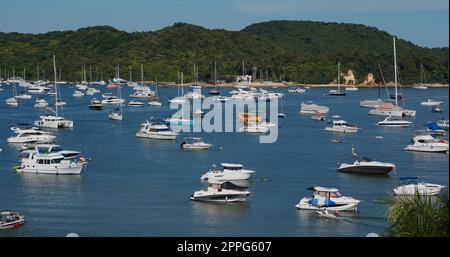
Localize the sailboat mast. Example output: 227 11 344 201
53 55 58 117
140 64 143 86
338 63 341 90
214 61 217 88
393 37 398 106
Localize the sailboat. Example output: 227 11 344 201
413 63 429 89
278 95 286 118
360 63 387 108
5 82 18 106
34 55 73 128
108 84 123 121
164 72 193 125
168 71 187 104
369 38 416 117
327 61 346 96
16 68 32 100
208 61 220 95
149 74 162 106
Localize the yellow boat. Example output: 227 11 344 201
239 112 261 123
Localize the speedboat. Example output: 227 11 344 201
16 145 87 175
101 94 125 105
33 98 48 108
295 186 360 211
300 102 329 115
337 157 395 175
7 128 55 144
72 90 84 97
0 211 25 229
128 100 145 107
189 181 251 203
405 132 449 153
6 97 18 107
377 116 412 127
325 119 359 133
200 163 255 181
413 85 428 90
180 137 212 150
136 121 178 140
420 99 442 106
89 98 103 110
393 177 446 196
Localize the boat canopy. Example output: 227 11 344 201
221 163 243 169
426 122 441 131
314 186 339 193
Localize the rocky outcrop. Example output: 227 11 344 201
364 73 376 85
343 70 356 85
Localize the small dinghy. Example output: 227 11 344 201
0 211 25 229
180 137 212 150
316 209 341 220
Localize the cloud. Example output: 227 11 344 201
236 0 449 15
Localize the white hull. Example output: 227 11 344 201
295 202 359 211
393 184 445 196
405 145 448 153
325 127 358 133
17 163 84 175
201 171 253 181
136 132 177 140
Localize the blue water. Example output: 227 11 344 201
0 84 448 236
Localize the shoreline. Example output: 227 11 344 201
155 82 450 88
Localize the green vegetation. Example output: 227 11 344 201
384 190 449 237
0 20 448 84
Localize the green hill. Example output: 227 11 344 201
0 20 448 84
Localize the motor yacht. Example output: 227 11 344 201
393 177 446 196
287 86 305 93
181 137 212 150
437 119 449 130
72 90 84 97
295 186 360 211
89 98 103 110
7 128 55 144
16 145 86 175
426 122 446 136
300 102 329 115
377 116 412 127
35 115 73 128
148 101 162 106
189 181 251 203
240 124 270 133
136 121 178 140
325 119 359 133
101 95 125 105
33 98 48 108
128 100 145 107
200 163 255 181
405 132 449 153
130 89 156 99
420 99 442 106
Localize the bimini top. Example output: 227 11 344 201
221 163 243 169
399 176 419 181
312 186 339 193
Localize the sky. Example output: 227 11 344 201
0 0 448 48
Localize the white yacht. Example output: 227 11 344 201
15 92 32 100
393 177 446 196
345 86 358 91
300 102 329 114
325 119 359 133
420 99 442 106
295 186 360 211
7 128 55 144
101 95 125 105
240 124 270 133
128 100 145 107
136 121 178 140
72 90 84 97
180 137 212 150
287 86 305 93
6 97 18 107
55 100 66 107
16 145 86 175
86 87 100 95
377 116 412 127
200 163 255 182
337 157 395 175
190 181 251 203
214 96 231 103
33 98 48 108
148 101 162 106
130 89 156 99
405 132 449 153
108 108 123 121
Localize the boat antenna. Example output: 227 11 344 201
53 54 58 118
